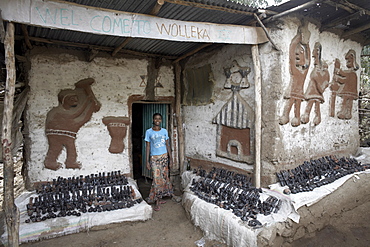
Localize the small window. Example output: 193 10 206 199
183 64 213 105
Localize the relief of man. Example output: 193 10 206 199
279 27 311 127
301 42 330 125
332 49 359 120
44 78 101 170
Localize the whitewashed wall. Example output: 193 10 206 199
182 18 362 180
259 17 362 183
26 48 174 183
183 45 255 171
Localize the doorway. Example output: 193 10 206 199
132 103 169 181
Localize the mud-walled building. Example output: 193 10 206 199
1 0 370 245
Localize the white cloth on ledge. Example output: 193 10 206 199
1 177 152 245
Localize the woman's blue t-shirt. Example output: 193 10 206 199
144 128 169 156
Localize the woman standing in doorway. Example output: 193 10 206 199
145 113 174 211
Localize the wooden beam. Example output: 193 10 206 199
87 48 99 62
173 43 212 63
112 0 165 57
2 21 20 247
364 38 370 46
145 58 157 101
253 13 280 51
2 0 267 45
15 35 177 60
342 23 370 38
338 0 370 16
263 0 319 23
0 11 5 43
150 0 165 15
21 24 33 50
174 62 184 174
251 44 262 188
164 0 254 16
321 11 364 30
323 0 355 13
112 38 132 57
15 55 27 63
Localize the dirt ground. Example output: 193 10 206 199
18 177 226 247
1 158 370 247
14 177 370 247
291 200 370 247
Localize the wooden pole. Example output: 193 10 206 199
251 44 262 188
21 24 33 50
0 12 5 43
342 23 370 38
173 43 212 64
263 0 319 23
112 38 132 57
2 22 20 247
174 63 185 174
149 0 165 15
15 35 176 60
164 0 254 16
253 13 280 51
112 0 164 57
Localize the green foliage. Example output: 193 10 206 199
361 46 370 84
359 45 370 146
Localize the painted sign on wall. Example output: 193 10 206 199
1 0 268 44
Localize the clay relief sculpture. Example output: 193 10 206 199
213 61 254 164
301 42 330 125
329 49 359 120
103 116 130 153
279 26 311 127
44 78 101 170
224 60 251 89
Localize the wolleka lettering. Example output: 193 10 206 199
203 29 210 40
197 28 203 39
156 23 171 35
179 25 185 37
191 26 196 38
171 23 178 36
184 25 190 38
156 22 210 40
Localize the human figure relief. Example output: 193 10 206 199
331 49 359 120
44 78 101 170
280 27 311 127
301 42 330 125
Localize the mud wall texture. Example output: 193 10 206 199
182 17 362 185
25 47 174 184
183 45 255 172
259 17 362 185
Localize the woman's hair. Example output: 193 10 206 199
153 113 162 119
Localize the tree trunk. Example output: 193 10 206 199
252 44 262 188
2 22 20 247
174 62 184 174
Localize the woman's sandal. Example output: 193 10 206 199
159 200 167 204
153 205 160 211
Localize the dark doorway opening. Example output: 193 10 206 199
132 103 151 199
132 103 169 199
132 103 144 180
